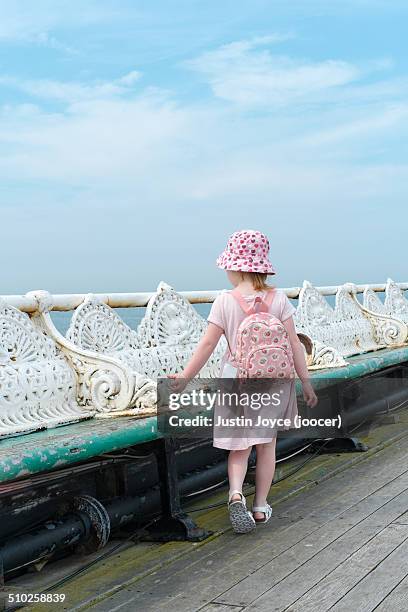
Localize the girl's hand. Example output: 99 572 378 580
302 380 318 408
168 373 189 394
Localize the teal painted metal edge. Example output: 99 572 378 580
0 416 159 483
309 345 408 387
1 346 407 483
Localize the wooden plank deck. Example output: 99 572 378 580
88 436 408 612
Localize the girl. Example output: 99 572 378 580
170 229 317 533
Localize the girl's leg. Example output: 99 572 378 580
228 447 252 501
253 439 277 519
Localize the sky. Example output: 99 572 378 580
1 0 407 295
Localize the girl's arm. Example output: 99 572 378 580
283 316 318 407
169 323 224 391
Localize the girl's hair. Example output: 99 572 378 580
240 272 275 291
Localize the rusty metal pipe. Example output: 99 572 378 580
0 513 91 575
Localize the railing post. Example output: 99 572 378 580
311 381 368 453
142 437 212 542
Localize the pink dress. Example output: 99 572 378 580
207 288 298 450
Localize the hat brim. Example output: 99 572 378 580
216 254 276 275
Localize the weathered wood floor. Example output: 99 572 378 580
91 437 408 612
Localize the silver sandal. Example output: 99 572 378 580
252 502 273 524
228 490 256 534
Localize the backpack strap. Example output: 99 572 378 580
230 288 254 315
230 288 276 314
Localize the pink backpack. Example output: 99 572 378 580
228 289 295 379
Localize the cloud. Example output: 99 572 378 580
1 73 407 293
0 0 124 55
297 104 408 148
0 25 76 55
1 82 407 201
186 37 361 107
0 71 142 103
0 29 408 293
1 36 406 198
0 91 196 186
28 31 78 55
116 71 142 86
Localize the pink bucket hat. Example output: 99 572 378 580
216 229 276 275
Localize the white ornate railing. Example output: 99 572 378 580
0 297 95 436
293 280 408 369
65 283 225 380
0 278 407 438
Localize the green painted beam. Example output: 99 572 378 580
1 345 408 484
0 415 159 483
308 345 408 390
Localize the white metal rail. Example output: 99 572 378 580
2 282 408 313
